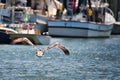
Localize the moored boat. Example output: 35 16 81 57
112 22 120 34
48 20 113 37
0 23 50 45
48 0 116 38
0 3 50 45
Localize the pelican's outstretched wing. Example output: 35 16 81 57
43 42 70 55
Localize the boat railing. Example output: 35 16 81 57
9 23 41 35
105 7 114 17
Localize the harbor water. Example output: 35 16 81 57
0 35 120 80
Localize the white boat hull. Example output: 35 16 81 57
48 21 113 37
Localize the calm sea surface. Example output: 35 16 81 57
0 35 120 80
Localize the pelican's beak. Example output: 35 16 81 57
36 50 44 57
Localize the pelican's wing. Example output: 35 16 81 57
56 43 70 55
43 42 70 55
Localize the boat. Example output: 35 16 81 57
0 4 50 45
48 20 114 37
0 23 50 45
48 0 116 37
112 22 120 34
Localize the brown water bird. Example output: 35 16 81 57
34 42 70 57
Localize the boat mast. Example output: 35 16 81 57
76 0 82 13
101 0 107 23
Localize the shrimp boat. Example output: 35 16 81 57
0 23 50 45
48 0 116 37
0 4 50 45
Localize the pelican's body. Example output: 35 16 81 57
35 42 70 57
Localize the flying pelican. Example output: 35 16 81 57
33 42 70 57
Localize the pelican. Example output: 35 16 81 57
0 35 69 57
33 42 70 57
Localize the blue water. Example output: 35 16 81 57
0 35 120 80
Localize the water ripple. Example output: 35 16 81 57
0 37 120 80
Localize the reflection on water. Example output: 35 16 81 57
0 36 120 80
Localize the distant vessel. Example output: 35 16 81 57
0 4 50 45
48 0 115 37
0 23 50 45
112 22 120 34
